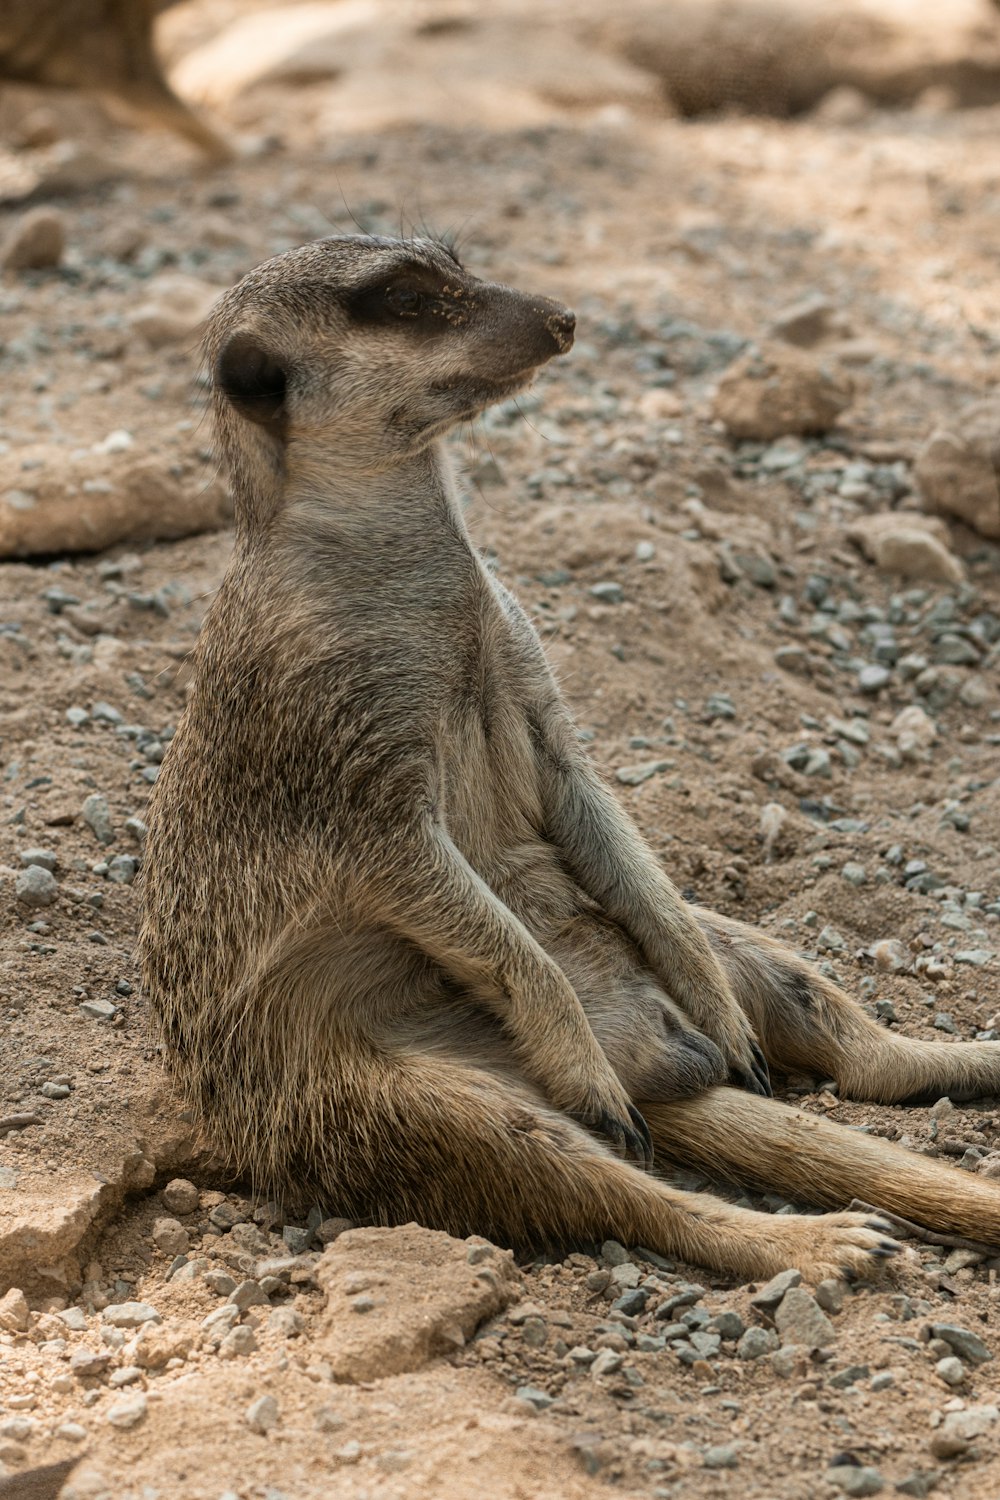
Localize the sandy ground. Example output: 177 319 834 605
2 2 1000 1497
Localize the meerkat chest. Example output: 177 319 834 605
438 583 554 876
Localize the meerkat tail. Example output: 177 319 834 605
699 908 1000 1104
644 1086 1000 1245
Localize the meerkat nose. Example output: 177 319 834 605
545 306 576 354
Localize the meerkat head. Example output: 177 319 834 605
205 235 575 499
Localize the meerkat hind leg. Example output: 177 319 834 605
699 909 1000 1105
329 1052 898 1283
643 1086 1000 1246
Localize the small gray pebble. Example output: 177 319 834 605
737 1327 779 1360
81 793 114 846
15 866 57 909
935 1355 966 1386
826 1464 883 1496
246 1395 279 1434
19 848 56 872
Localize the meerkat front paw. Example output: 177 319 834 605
697 1007 772 1098
563 1071 653 1168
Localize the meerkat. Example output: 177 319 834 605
140 235 1000 1283
0 0 230 160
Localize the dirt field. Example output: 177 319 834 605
2 2 1000 1497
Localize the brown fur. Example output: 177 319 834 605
0 0 230 159
140 236 1000 1284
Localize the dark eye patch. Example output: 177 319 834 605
344 260 456 330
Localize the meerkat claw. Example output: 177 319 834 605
627 1105 655 1168
581 1107 653 1168
732 1054 772 1098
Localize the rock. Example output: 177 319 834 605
828 1364 870 1389
161 1179 200 1216
102 1302 161 1329
19 848 57 872
708 1311 745 1341
916 398 1000 539
750 1268 802 1315
107 855 138 885
935 1356 965 1386
106 1393 147 1430
930 1404 999 1459
129 274 226 348
151 1217 189 1257
771 1342 810 1378
608 1262 641 1293
704 1442 741 1469
929 1323 993 1365
847 513 963 585
218 1325 258 1359
1 208 65 271
14 866 57 909
0 450 232 560
515 1384 555 1410
316 1217 354 1245
770 294 834 348
815 1279 846 1314
81 794 114 847
591 1348 623 1376
133 1324 192 1370
826 1465 884 1496
80 997 118 1020
737 1326 779 1360
713 344 852 440
55 1423 88 1443
0 1415 37 1440
229 1280 270 1312
69 1348 112 1377
616 760 671 787
246 1395 279 1434
890 706 937 759
774 1287 836 1348
0 1288 30 1332
202 1304 240 1340
268 1307 304 1338
313 1225 519 1383
858 664 891 694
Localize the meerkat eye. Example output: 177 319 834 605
215 333 288 433
385 286 423 317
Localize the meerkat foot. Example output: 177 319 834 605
762 1212 901 1284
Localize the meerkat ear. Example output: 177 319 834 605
215 332 288 434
